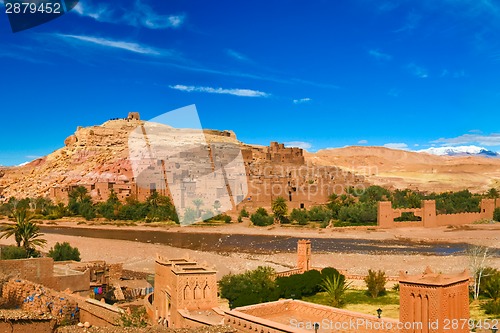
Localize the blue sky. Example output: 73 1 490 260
1 0 500 165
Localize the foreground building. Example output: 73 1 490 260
147 240 474 333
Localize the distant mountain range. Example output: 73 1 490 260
418 145 499 158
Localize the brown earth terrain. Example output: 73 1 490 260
306 146 500 193
0 220 498 279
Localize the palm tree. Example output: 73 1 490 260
213 200 221 214
192 198 204 218
271 196 288 224
0 209 46 257
320 274 351 307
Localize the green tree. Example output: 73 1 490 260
0 210 46 257
486 188 499 199
364 269 387 298
494 208 500 222
68 186 95 218
183 207 197 224
290 208 308 225
48 242 81 261
213 200 221 214
250 209 274 226
146 193 178 222
271 197 288 224
219 266 277 309
483 272 500 301
320 274 351 307
192 198 204 217
239 208 249 218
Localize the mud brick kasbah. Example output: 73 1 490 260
145 240 472 333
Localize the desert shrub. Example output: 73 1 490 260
205 213 232 223
255 207 268 216
79 202 96 220
482 270 500 301
276 270 323 299
494 208 500 222
364 269 387 298
290 208 308 225
182 208 197 224
338 202 377 225
0 246 27 259
119 307 148 327
202 211 215 221
308 206 332 222
219 266 277 309
237 216 242 223
250 210 273 226
239 208 249 218
483 300 500 315
48 242 81 261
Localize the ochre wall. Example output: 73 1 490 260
378 199 496 228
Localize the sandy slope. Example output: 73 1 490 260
306 146 500 193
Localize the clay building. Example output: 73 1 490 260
147 255 224 328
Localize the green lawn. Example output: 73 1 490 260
303 290 498 321
303 289 400 319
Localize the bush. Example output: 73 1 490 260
119 307 148 327
250 213 273 226
308 206 332 222
237 216 242 223
219 266 277 309
275 270 323 299
482 271 500 301
239 208 249 218
48 242 81 261
494 207 500 222
483 300 500 315
290 208 308 225
338 202 377 225
255 207 269 216
364 269 387 298
0 246 27 259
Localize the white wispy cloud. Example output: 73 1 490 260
431 133 500 147
395 10 421 33
358 140 368 144
368 49 392 61
440 69 466 78
73 0 184 29
284 141 312 150
226 49 252 62
293 98 312 104
384 143 409 150
387 88 400 97
169 85 270 98
54 34 163 55
407 62 429 78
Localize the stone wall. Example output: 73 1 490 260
0 311 56 333
227 299 399 333
78 298 124 327
0 258 89 292
378 198 497 228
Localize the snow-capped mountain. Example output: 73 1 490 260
419 145 499 157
